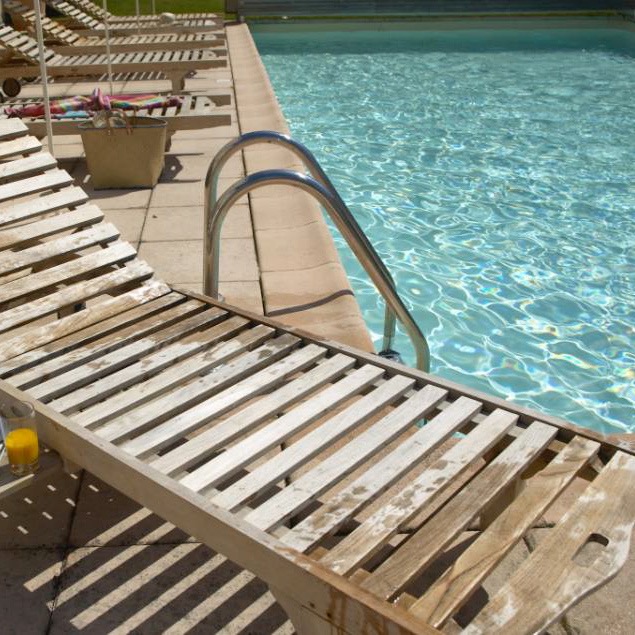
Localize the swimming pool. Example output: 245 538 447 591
252 21 635 435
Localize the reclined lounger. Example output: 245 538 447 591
0 26 226 96
0 118 634 634
62 0 221 23
48 0 224 37
3 0 227 55
1 93 232 149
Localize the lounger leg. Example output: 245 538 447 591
270 588 333 635
167 73 186 93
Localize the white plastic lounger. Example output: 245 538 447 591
3 1 227 56
0 26 226 97
2 93 231 149
48 0 223 36
1 118 634 634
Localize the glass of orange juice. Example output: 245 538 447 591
0 400 39 477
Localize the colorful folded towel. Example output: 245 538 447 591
4 88 183 119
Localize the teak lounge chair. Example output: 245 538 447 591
0 25 226 96
47 0 223 37
3 0 227 56
0 118 634 634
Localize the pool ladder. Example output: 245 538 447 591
204 130 430 372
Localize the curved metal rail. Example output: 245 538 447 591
204 131 430 372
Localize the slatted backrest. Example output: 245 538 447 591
47 0 102 29
0 119 167 362
3 1 79 46
0 24 58 65
64 0 109 19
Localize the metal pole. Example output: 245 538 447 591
151 0 156 15
135 0 140 33
33 0 53 155
102 0 113 94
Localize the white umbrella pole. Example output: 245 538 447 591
33 0 53 155
151 0 156 15
135 0 140 33
103 0 113 94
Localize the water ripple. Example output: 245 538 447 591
255 26 635 434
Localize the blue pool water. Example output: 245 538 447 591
252 24 635 435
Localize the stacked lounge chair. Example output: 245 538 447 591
47 0 223 36
63 0 220 23
2 0 227 55
0 118 634 634
0 24 226 96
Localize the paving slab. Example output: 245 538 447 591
48 543 290 634
0 470 81 549
0 548 63 635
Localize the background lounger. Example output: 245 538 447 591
2 1 227 55
0 25 226 96
47 0 224 36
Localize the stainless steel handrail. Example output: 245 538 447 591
204 132 430 371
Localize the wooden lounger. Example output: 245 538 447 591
63 0 221 23
2 93 232 149
0 25 226 96
1 118 634 634
48 0 224 37
3 0 227 56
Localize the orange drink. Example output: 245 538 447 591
5 427 39 475
1 400 39 476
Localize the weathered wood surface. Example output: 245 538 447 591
48 0 225 36
1 120 634 634
0 25 227 88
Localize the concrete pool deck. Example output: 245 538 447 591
1 17 634 635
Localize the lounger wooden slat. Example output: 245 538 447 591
76 321 272 428
0 240 136 306
359 422 557 601
120 343 329 459
12 297 206 389
409 435 600 627
244 384 449 532
150 352 358 477
0 291 186 380
0 134 41 159
278 395 484 552
0 278 170 362
318 409 522 576
0 204 103 250
0 184 86 222
37 305 224 405
0 120 634 634
0 222 119 276
0 259 154 333
0 152 57 184
0 117 29 140
93 333 301 444
180 367 404 495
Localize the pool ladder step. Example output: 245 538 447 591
203 130 430 372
